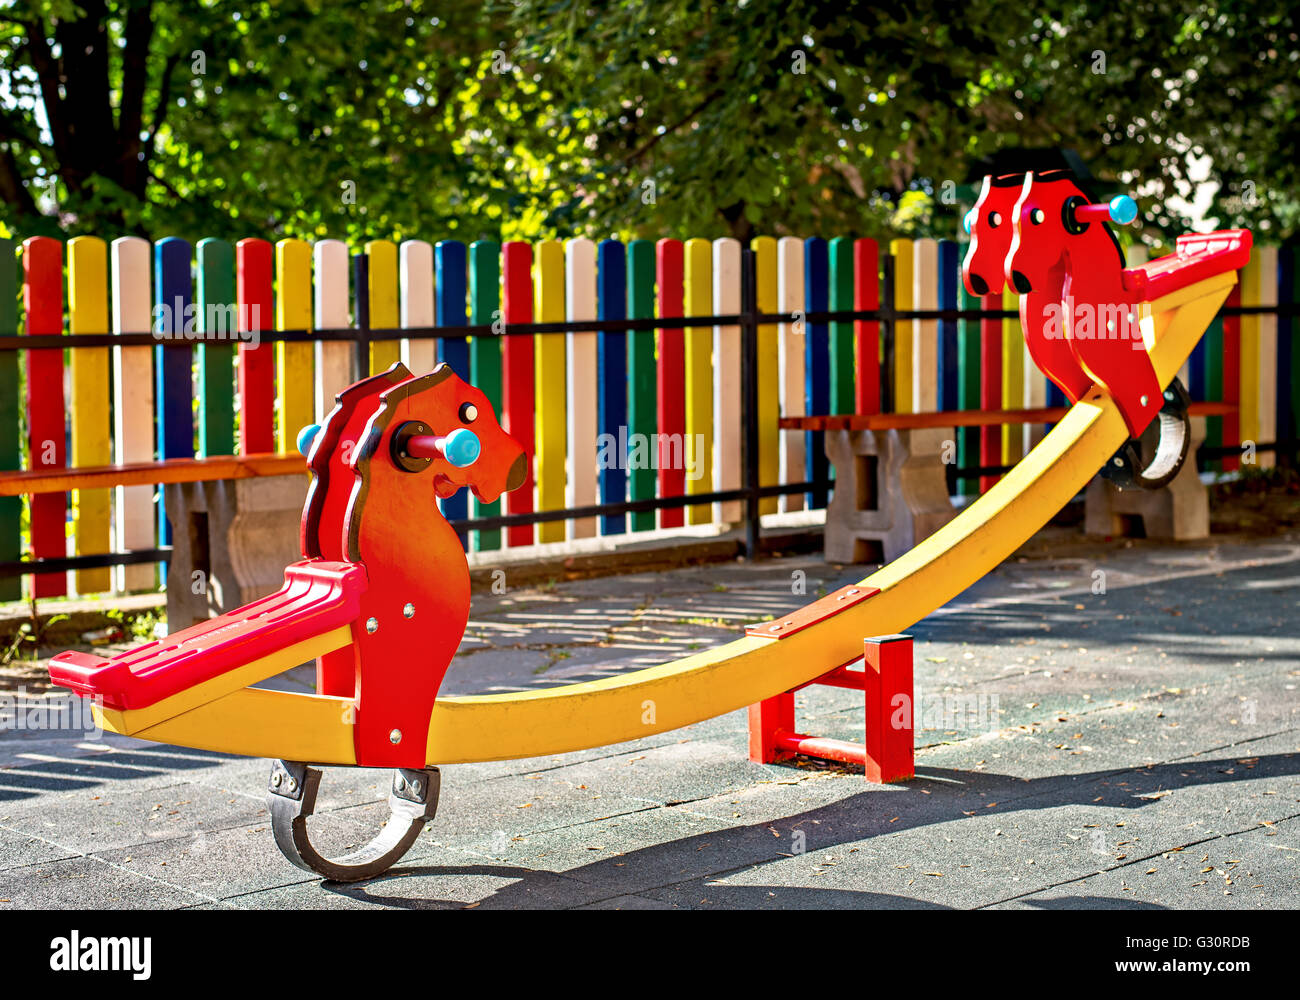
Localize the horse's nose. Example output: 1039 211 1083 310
506 453 527 492
1011 270 1033 293
967 272 989 295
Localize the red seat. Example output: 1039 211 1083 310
1122 229 1253 301
50 560 367 711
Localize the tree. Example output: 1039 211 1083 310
1 0 1297 246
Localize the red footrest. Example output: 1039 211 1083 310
49 560 368 711
748 634 914 783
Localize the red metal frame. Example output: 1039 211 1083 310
748 634 914 783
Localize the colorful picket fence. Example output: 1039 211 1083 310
0 234 1295 600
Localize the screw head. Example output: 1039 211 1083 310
286 777 298 793
389 728 403 745
410 778 423 795
271 771 282 787
1139 394 1149 407
366 617 379 634
1113 457 1124 467
403 603 415 619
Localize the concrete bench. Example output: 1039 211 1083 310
784 403 1232 563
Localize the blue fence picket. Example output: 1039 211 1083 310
597 239 627 535
435 240 470 539
937 240 959 411
153 237 195 557
803 236 830 509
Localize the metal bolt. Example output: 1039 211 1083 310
271 771 282 787
286 778 298 793
410 778 423 795
366 617 379 634
1113 457 1124 467
389 728 403 745
1139 394 1149 407
403 603 415 619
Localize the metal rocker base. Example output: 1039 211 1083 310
1101 377 1192 491
267 760 441 882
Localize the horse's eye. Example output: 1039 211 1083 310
1030 208 1045 225
988 211 1002 228
459 402 478 424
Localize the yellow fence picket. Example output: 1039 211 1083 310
1255 245 1278 469
890 238 914 413
276 239 314 453
684 238 713 523
534 240 567 543
68 236 112 593
366 239 400 374
1001 287 1024 464
752 236 779 516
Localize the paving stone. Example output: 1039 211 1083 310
0 855 207 909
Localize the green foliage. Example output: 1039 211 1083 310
0 0 1297 246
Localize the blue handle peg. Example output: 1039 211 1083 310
296 423 321 456
1108 195 1137 225
440 427 481 468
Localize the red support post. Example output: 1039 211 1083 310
747 691 795 763
746 633 914 783
863 634 915 783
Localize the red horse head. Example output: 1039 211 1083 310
964 170 1094 403
1006 172 1160 434
300 362 528 762
1005 170 1126 296
961 174 1024 297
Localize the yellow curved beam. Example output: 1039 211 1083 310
101 273 1234 767
424 271 1236 764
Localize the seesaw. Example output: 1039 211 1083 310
47 173 1251 881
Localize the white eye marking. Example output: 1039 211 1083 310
459 402 478 424
988 211 1002 228
1031 208 1045 225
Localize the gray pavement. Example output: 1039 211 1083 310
0 527 1296 909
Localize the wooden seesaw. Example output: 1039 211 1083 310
47 185 1251 881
